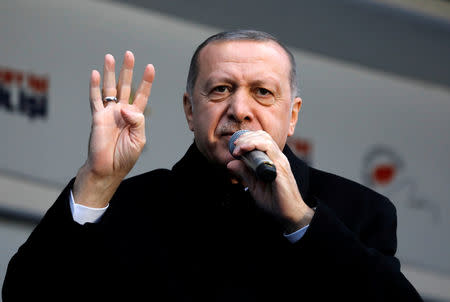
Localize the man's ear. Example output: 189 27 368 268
288 97 302 136
183 93 195 132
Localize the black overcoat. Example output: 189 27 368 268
3 144 423 301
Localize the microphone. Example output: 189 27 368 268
228 130 277 182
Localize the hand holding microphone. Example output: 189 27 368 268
228 130 277 182
227 130 314 231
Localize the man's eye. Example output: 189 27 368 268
212 86 229 93
256 88 271 96
254 88 275 105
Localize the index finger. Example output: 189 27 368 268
132 64 155 112
233 130 279 158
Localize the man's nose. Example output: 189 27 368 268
226 89 254 123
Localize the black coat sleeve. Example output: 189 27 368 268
288 195 423 301
2 170 185 302
2 179 115 301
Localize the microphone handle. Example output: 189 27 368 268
241 150 277 182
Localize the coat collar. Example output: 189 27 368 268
282 144 310 203
172 142 313 206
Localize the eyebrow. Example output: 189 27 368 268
203 76 235 91
251 79 280 89
202 76 281 91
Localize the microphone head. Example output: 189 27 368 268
228 130 249 155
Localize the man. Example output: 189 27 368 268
3 30 423 301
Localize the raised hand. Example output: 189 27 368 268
73 51 155 208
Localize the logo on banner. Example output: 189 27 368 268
0 67 49 119
287 136 313 165
362 145 440 221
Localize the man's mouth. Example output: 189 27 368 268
219 130 236 138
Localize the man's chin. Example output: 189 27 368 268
196 137 235 167
204 148 235 168
214 152 235 167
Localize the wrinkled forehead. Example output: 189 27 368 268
196 40 292 81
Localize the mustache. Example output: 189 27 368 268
216 122 249 136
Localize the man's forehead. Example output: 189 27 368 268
197 40 291 70
197 40 291 80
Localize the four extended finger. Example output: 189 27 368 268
133 64 155 112
90 70 103 112
117 51 135 104
102 54 117 99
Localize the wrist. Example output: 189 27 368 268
73 164 123 208
283 206 315 234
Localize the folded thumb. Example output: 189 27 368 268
121 108 144 127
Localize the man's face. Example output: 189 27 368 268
183 40 302 166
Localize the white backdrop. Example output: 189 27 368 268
1 0 449 275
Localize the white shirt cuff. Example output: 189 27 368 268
69 190 109 225
283 224 309 243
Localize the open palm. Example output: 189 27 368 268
73 51 154 207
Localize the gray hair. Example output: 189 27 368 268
186 29 299 99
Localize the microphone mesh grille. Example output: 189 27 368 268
228 130 249 154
